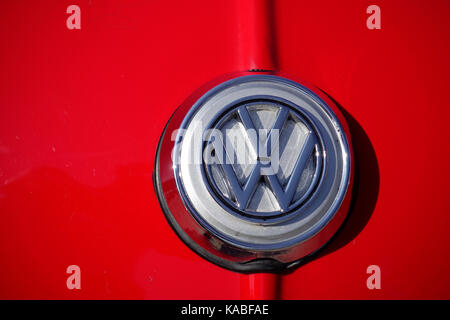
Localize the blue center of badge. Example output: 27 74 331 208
203 99 323 220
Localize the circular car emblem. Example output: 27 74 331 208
154 74 353 272
203 99 323 221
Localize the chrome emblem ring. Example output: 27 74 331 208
154 74 353 271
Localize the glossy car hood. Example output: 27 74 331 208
1 0 450 299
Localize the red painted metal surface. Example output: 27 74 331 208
1 0 450 299
236 0 277 71
240 274 280 300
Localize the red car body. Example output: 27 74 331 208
1 0 450 299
